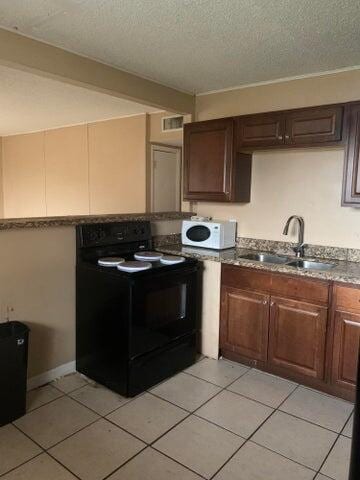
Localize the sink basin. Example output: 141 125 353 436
239 253 290 264
286 260 336 271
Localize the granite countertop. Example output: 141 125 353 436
0 211 192 230
156 244 360 285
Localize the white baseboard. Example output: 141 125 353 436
27 361 76 391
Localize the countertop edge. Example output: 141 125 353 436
0 211 193 230
156 244 360 286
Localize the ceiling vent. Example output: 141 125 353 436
162 115 184 132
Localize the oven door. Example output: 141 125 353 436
130 266 198 359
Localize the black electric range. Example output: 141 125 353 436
76 221 200 397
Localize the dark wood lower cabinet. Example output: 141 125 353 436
331 310 360 391
268 297 327 380
220 265 360 401
220 286 269 363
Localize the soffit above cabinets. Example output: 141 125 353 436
0 1 360 94
0 64 159 136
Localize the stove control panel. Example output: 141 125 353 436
77 221 151 247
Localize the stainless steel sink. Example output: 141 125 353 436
239 253 290 264
286 260 336 271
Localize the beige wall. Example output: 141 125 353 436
0 138 3 218
88 115 147 214
149 111 194 213
149 111 191 147
195 70 360 249
1 114 148 217
2 132 47 218
0 227 75 378
45 125 89 216
196 69 360 120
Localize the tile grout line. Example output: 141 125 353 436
313 399 354 478
315 430 345 479
66 367 349 478
25 391 66 413
0 451 44 479
100 362 255 480
6 365 352 480
65 373 213 479
147 365 266 479
183 368 354 436
244 379 347 478
42 450 84 480
207 383 308 480
92 444 149 480
151 445 209 479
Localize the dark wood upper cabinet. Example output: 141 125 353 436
183 101 353 204
284 105 344 146
236 113 285 148
342 103 360 206
235 105 344 150
183 118 251 202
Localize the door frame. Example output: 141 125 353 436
150 143 182 212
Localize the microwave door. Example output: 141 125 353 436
186 225 211 243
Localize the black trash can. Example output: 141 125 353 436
0 321 30 426
349 339 360 479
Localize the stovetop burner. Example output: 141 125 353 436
117 261 152 272
160 255 185 265
134 251 163 262
97 257 125 267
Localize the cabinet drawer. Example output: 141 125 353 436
221 265 271 292
334 285 360 311
271 274 329 305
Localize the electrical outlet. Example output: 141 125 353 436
2 305 14 322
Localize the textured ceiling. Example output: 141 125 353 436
0 65 158 136
0 0 360 94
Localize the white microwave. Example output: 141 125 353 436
182 219 236 250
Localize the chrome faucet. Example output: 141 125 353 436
283 216 306 258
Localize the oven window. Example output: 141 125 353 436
186 225 211 242
145 283 187 328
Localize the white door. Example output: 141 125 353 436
150 144 181 212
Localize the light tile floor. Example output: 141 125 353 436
0 358 354 480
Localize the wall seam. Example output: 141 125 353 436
43 131 48 216
86 123 91 215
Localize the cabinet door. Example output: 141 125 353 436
268 297 327 379
220 286 270 362
331 310 360 390
285 106 343 146
342 103 360 206
183 118 234 201
236 113 285 148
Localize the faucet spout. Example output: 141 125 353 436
282 215 306 257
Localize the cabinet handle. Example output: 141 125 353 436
263 300 268 305
277 135 283 140
285 134 290 140
270 301 275 306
